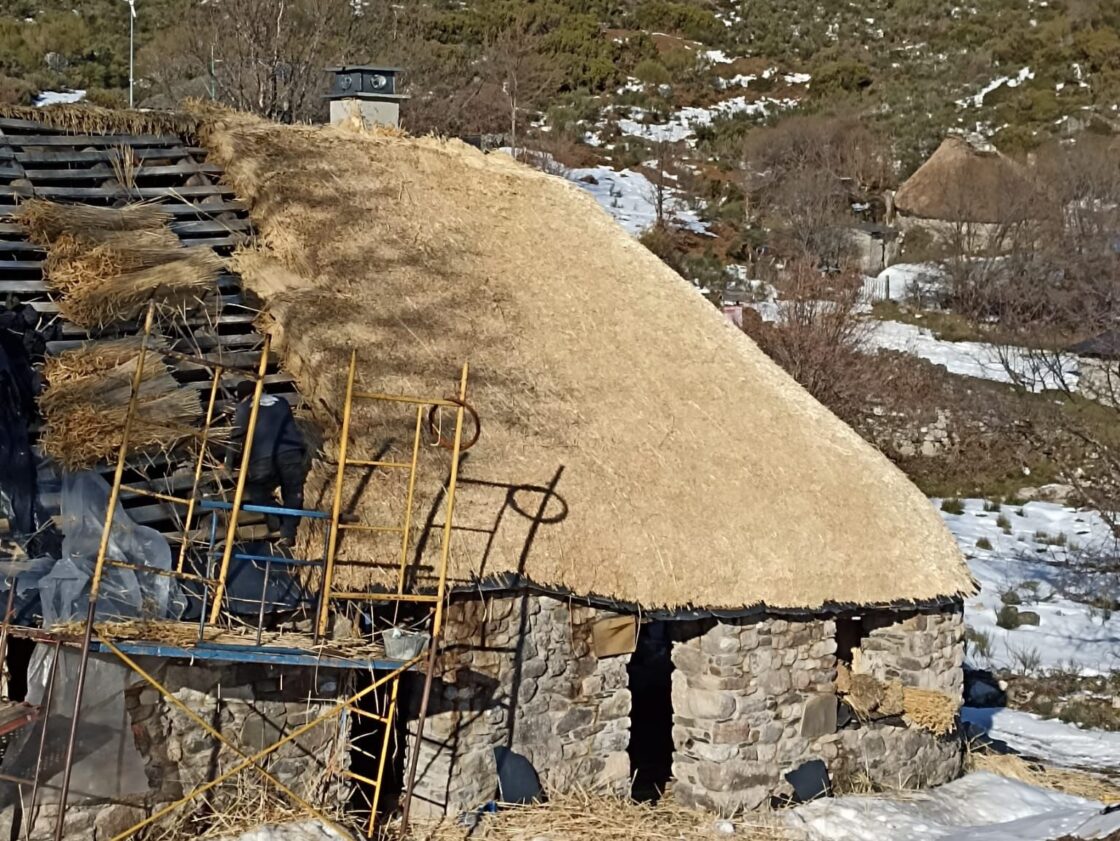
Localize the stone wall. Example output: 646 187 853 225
671 605 965 813
3 653 351 841
403 595 632 817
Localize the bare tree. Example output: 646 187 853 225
481 16 556 151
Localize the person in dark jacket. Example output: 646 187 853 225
226 381 307 543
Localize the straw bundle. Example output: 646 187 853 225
44 230 183 293
13 198 172 245
58 248 224 328
194 107 973 611
0 103 198 141
968 750 1120 803
39 347 202 469
901 687 958 736
43 336 168 387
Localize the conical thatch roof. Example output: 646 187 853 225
195 107 972 612
895 136 1037 224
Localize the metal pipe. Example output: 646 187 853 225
318 350 358 638
209 335 271 624
99 636 416 841
367 675 399 835
395 406 424 599
97 637 351 841
256 558 271 646
0 576 18 685
26 640 60 841
400 363 469 834
177 365 223 573
54 302 156 841
349 391 460 407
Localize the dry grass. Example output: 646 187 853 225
0 103 198 139
968 749 1120 803
193 106 971 611
44 336 166 386
836 663 959 735
411 788 791 841
57 249 224 328
39 347 203 469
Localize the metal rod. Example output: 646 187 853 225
331 592 438 603
0 576 18 685
177 365 223 573
350 391 460 407
256 558 271 646
318 349 358 638
54 302 156 841
104 559 215 585
98 637 351 841
99 637 416 841
25 640 60 841
338 523 403 533
401 362 470 834
345 459 411 470
367 675 399 835
117 485 192 506
396 406 424 600
209 334 271 624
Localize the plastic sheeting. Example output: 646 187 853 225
38 471 185 626
0 644 149 807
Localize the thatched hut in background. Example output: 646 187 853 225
196 107 974 815
891 135 1039 249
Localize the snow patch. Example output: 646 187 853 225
788 772 1118 841
564 165 708 236
619 97 800 143
958 67 1035 108
223 821 352 841
34 89 86 107
963 707 1120 770
937 498 1120 675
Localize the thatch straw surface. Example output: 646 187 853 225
197 108 972 611
14 198 171 245
894 136 1039 223
968 750 1120 803
40 344 202 469
56 248 223 328
0 103 198 139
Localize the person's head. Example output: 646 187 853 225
235 380 256 401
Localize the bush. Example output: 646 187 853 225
633 58 671 86
996 514 1012 532
0 74 37 105
965 627 994 661
996 604 1022 629
976 537 993 550
940 498 966 515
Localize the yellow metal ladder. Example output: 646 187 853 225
316 350 473 834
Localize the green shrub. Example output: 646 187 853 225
0 74 37 105
940 498 965 515
633 58 671 86
996 514 1012 532
976 537 993 550
965 627 994 661
996 605 1022 630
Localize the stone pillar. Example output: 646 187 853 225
404 595 632 817
670 617 838 813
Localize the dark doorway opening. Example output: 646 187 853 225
627 621 674 802
349 670 406 826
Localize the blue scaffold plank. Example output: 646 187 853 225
92 639 415 671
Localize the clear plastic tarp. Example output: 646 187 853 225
38 471 185 627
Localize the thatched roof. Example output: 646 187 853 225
895 136 1037 224
195 106 972 612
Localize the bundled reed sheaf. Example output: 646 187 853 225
40 338 203 469
0 103 199 142
13 198 171 245
56 248 224 328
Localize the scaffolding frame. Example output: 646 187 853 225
0 302 475 840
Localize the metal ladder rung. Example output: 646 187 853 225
329 595 439 600
338 523 403 533
347 707 391 725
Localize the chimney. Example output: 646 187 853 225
325 66 408 128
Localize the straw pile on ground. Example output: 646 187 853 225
968 750 1120 803
195 105 972 612
417 788 790 841
40 338 202 469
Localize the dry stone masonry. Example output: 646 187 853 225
404 595 632 816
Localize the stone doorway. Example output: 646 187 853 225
626 621 674 801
